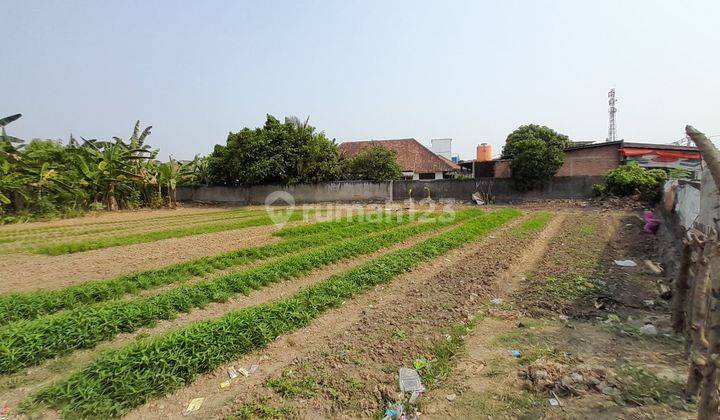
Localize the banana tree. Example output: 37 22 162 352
158 158 191 208
0 114 25 210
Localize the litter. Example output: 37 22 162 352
183 397 205 415
559 314 569 322
227 366 239 379
614 259 637 267
383 403 404 420
248 364 259 374
643 211 661 234
471 192 485 205
446 393 457 402
639 324 658 336
551 390 563 406
510 349 522 358
643 299 655 307
219 380 231 389
490 298 503 305
238 367 250 377
548 398 560 406
409 390 421 403
644 259 663 274
399 367 425 393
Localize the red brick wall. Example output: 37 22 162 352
493 144 621 178
556 144 621 176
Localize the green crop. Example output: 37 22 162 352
0 213 414 325
0 210 485 373
27 209 519 418
510 211 553 238
34 212 306 255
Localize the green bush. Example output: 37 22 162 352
600 162 666 202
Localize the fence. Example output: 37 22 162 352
176 176 604 205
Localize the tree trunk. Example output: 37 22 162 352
673 239 693 333
107 183 118 211
698 242 720 419
686 237 712 399
686 125 720 188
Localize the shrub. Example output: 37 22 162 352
501 125 571 191
601 162 667 202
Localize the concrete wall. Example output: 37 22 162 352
177 181 392 204
177 176 603 204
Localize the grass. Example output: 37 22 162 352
616 364 688 409
26 209 519 418
542 273 602 303
0 209 489 374
492 319 568 366
415 320 476 387
0 213 414 325
231 399 296 420
267 371 318 398
458 388 544 418
33 211 305 255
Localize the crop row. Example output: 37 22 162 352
0 207 260 239
0 214 415 325
0 209 484 373
0 208 265 244
33 211 308 255
27 209 520 418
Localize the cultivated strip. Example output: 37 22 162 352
33 212 307 255
0 214 415 324
26 210 519 418
0 210 482 373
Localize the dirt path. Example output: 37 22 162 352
423 211 692 419
111 213 537 419
0 219 470 412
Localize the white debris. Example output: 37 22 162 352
614 259 638 267
639 324 658 336
490 298 503 305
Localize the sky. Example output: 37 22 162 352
4 0 720 161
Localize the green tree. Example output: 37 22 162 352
343 146 402 181
501 124 571 190
207 115 341 186
596 161 667 202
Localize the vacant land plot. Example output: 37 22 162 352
0 204 691 419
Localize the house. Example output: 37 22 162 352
461 141 702 179
338 138 460 180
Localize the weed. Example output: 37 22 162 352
231 398 296 419
267 371 318 399
416 321 475 386
616 364 688 409
542 274 601 302
460 388 544 418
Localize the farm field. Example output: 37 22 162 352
0 204 692 419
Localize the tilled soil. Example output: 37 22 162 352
0 224 282 293
107 212 544 419
0 220 464 413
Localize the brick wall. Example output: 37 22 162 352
493 144 621 178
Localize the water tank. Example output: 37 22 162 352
476 143 492 161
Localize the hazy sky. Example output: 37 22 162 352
4 0 719 160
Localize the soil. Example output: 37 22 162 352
0 219 466 413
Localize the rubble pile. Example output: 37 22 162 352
520 359 621 397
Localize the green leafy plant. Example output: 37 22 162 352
596 162 667 202
1 210 490 373
26 209 519 418
341 145 402 181
0 213 414 324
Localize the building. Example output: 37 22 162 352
462 141 702 179
338 138 460 180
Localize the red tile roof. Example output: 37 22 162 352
338 138 460 173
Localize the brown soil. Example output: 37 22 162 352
113 213 536 419
0 220 464 412
0 224 281 293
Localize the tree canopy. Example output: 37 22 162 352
207 115 341 186
342 146 402 181
501 124 571 190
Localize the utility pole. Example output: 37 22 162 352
607 88 617 142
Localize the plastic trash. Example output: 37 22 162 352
383 403 404 420
238 367 250 377
510 349 522 358
614 259 637 267
399 367 425 393
219 380 231 389
548 398 560 406
183 397 204 415
491 298 503 305
248 364 259 374
227 366 239 379
446 393 457 402
643 211 660 234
